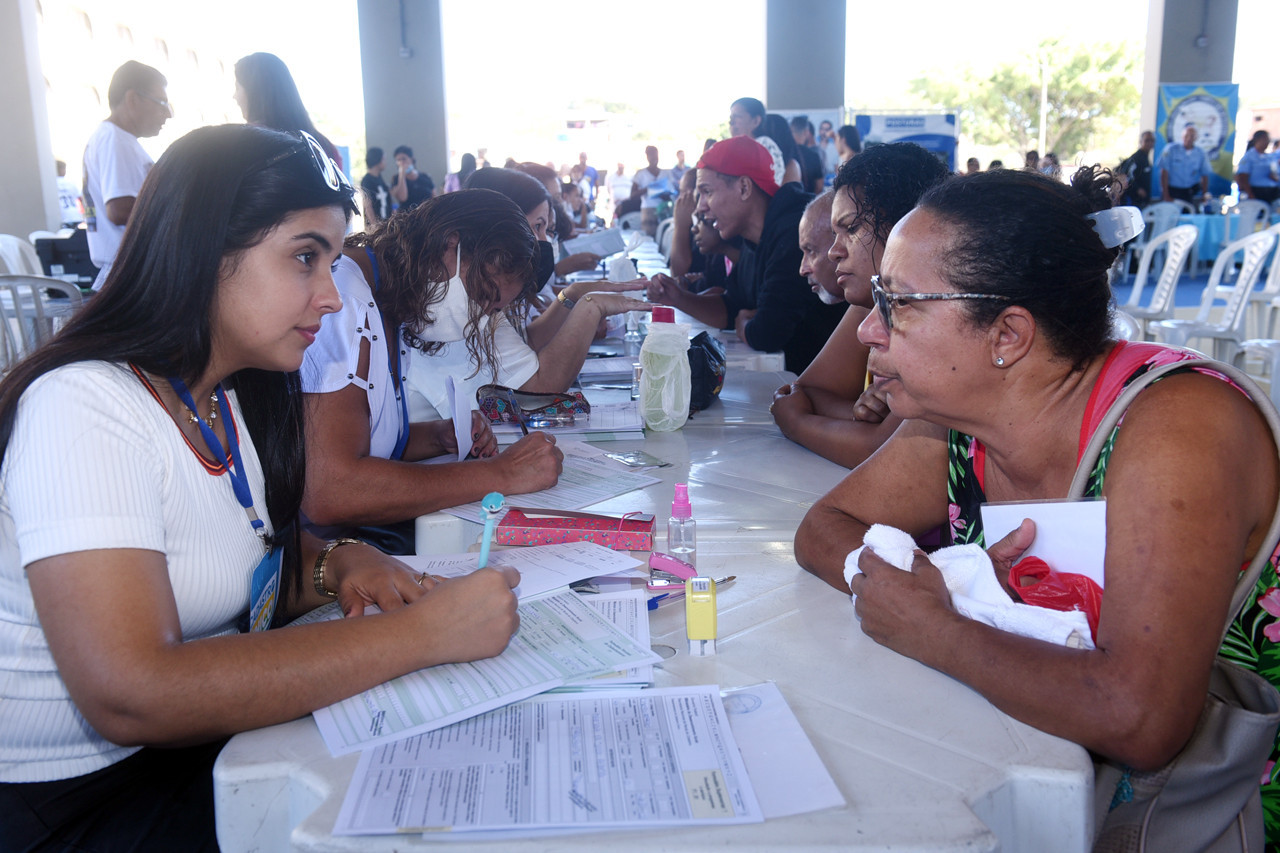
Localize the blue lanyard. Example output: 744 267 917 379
365 247 410 460
168 376 269 548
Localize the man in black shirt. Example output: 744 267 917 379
360 146 392 226
790 115 827 194
1119 131 1156 208
645 136 846 373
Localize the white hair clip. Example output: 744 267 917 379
1086 206 1144 249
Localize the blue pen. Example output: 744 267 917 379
477 492 505 569
647 593 671 611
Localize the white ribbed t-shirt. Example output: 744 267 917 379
0 361 271 782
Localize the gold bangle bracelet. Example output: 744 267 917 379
313 537 362 598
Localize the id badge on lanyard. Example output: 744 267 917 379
249 549 283 632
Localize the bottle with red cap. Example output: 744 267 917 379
638 305 691 431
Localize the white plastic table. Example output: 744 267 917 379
213 370 1094 852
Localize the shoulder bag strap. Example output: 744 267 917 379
1068 357 1280 640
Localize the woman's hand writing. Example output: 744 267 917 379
412 566 521 664
491 431 564 494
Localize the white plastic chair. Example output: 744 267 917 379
1124 202 1182 274
1173 199 1197 214
1149 229 1278 363
0 274 84 368
1244 223 1280 338
1221 200 1272 282
1119 224 1198 338
0 234 44 276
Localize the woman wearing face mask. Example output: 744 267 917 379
299 189 565 549
430 168 648 383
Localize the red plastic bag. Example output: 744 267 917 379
1008 556 1103 641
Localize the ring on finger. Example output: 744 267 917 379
416 572 428 586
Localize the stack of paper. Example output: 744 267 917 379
334 685 764 835
332 681 847 836
313 589 662 755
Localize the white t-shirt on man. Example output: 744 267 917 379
82 120 153 290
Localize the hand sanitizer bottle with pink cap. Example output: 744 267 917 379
667 482 696 568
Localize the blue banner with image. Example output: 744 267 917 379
1153 83 1238 199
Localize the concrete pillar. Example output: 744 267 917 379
765 0 845 110
1141 0 1238 132
356 0 448 189
0 0 60 238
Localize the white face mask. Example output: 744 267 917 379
425 243 472 343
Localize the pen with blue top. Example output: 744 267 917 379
477 492 505 569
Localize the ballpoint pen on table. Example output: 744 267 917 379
648 576 736 609
477 492 505 569
503 389 529 436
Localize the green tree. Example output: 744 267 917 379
910 39 1141 161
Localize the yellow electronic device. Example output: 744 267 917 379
685 576 717 655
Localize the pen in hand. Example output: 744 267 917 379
477 492 505 569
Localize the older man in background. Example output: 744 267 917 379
82 60 170 291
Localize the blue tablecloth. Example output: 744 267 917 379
1178 213 1280 262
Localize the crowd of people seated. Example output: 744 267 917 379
8 57 1280 853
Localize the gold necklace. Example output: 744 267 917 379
184 391 218 431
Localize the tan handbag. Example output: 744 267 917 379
1072 358 1280 853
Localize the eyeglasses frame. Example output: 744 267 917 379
869 275 1012 331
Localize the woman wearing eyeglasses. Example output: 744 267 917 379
0 125 520 851
795 166 1280 845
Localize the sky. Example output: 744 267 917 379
36 0 1280 178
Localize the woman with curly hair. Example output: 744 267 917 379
299 189 565 550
